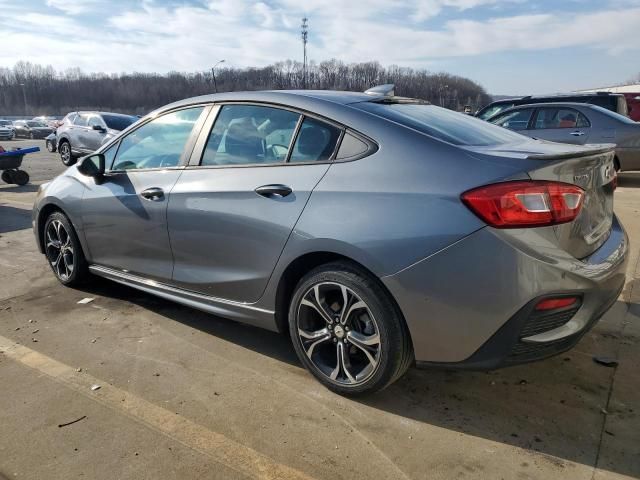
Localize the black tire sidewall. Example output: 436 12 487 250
59 142 75 166
288 263 409 395
43 212 87 286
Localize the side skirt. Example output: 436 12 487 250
88 265 278 331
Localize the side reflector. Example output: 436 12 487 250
535 297 579 311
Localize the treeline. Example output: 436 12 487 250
0 60 492 116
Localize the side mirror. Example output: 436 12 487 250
92 125 106 132
77 153 105 178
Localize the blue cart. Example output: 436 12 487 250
0 147 39 186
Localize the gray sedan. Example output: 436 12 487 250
488 102 640 171
32 88 628 395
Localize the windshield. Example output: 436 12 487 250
27 121 47 127
477 103 514 120
102 114 136 131
355 102 526 146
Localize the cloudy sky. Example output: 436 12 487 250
1 0 640 94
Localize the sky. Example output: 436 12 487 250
1 0 640 95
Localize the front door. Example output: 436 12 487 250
168 104 343 303
81 106 207 281
531 107 591 145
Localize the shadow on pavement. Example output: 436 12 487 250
0 205 32 234
618 172 640 188
0 184 40 193
73 277 638 478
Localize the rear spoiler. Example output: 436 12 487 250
526 144 615 161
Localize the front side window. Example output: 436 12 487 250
478 103 514 120
111 107 204 171
289 117 341 163
201 105 300 166
103 114 136 131
534 108 589 129
491 109 534 131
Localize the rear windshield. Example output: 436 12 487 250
589 105 637 124
102 114 136 131
355 102 526 146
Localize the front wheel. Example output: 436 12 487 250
43 212 89 286
29 132 35 140
289 262 413 395
46 140 55 152
59 141 76 166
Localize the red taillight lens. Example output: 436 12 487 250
535 297 579 311
461 181 584 228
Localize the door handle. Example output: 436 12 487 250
570 131 585 136
255 184 292 198
140 187 164 201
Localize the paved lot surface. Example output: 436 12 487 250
0 139 639 480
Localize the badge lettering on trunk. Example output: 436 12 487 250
573 173 590 186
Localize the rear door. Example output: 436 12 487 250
531 107 591 145
71 113 90 153
83 115 108 152
168 103 343 303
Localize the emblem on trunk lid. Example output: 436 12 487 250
573 173 591 186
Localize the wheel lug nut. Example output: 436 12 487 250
343 339 348 343
333 338 338 343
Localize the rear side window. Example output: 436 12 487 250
533 108 590 129
491 109 534 131
202 105 300 166
477 103 514 120
289 117 341 163
336 132 370 160
356 103 526 146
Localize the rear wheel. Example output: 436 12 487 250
46 140 55 152
12 170 28 186
29 132 35 140
43 212 88 286
289 261 413 395
59 141 76 166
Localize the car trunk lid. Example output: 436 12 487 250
525 145 616 259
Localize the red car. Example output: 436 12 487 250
623 93 640 121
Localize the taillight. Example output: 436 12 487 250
461 180 584 228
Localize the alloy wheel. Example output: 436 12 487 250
296 282 381 386
60 143 70 163
45 219 74 281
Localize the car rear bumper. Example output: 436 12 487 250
381 215 629 367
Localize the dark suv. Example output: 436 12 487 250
57 111 137 165
476 92 629 121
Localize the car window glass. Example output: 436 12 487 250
74 115 88 127
490 109 534 131
336 132 370 160
201 105 300 166
88 116 103 128
478 103 513 120
576 113 590 128
103 143 119 170
112 107 204 171
289 117 341 163
534 108 584 129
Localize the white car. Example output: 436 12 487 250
0 123 14 140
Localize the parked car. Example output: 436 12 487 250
45 133 57 152
488 102 640 171
33 87 628 395
12 120 53 139
32 116 60 128
56 111 137 166
622 93 640 122
476 92 628 121
0 120 14 140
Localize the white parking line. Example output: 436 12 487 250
0 334 315 480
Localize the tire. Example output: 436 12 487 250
46 140 55 152
59 141 76 166
43 211 89 286
29 132 35 140
289 261 413 396
12 169 29 186
1 170 13 184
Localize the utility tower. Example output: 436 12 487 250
301 17 308 89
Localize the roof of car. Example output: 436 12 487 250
501 102 597 109
76 111 137 117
